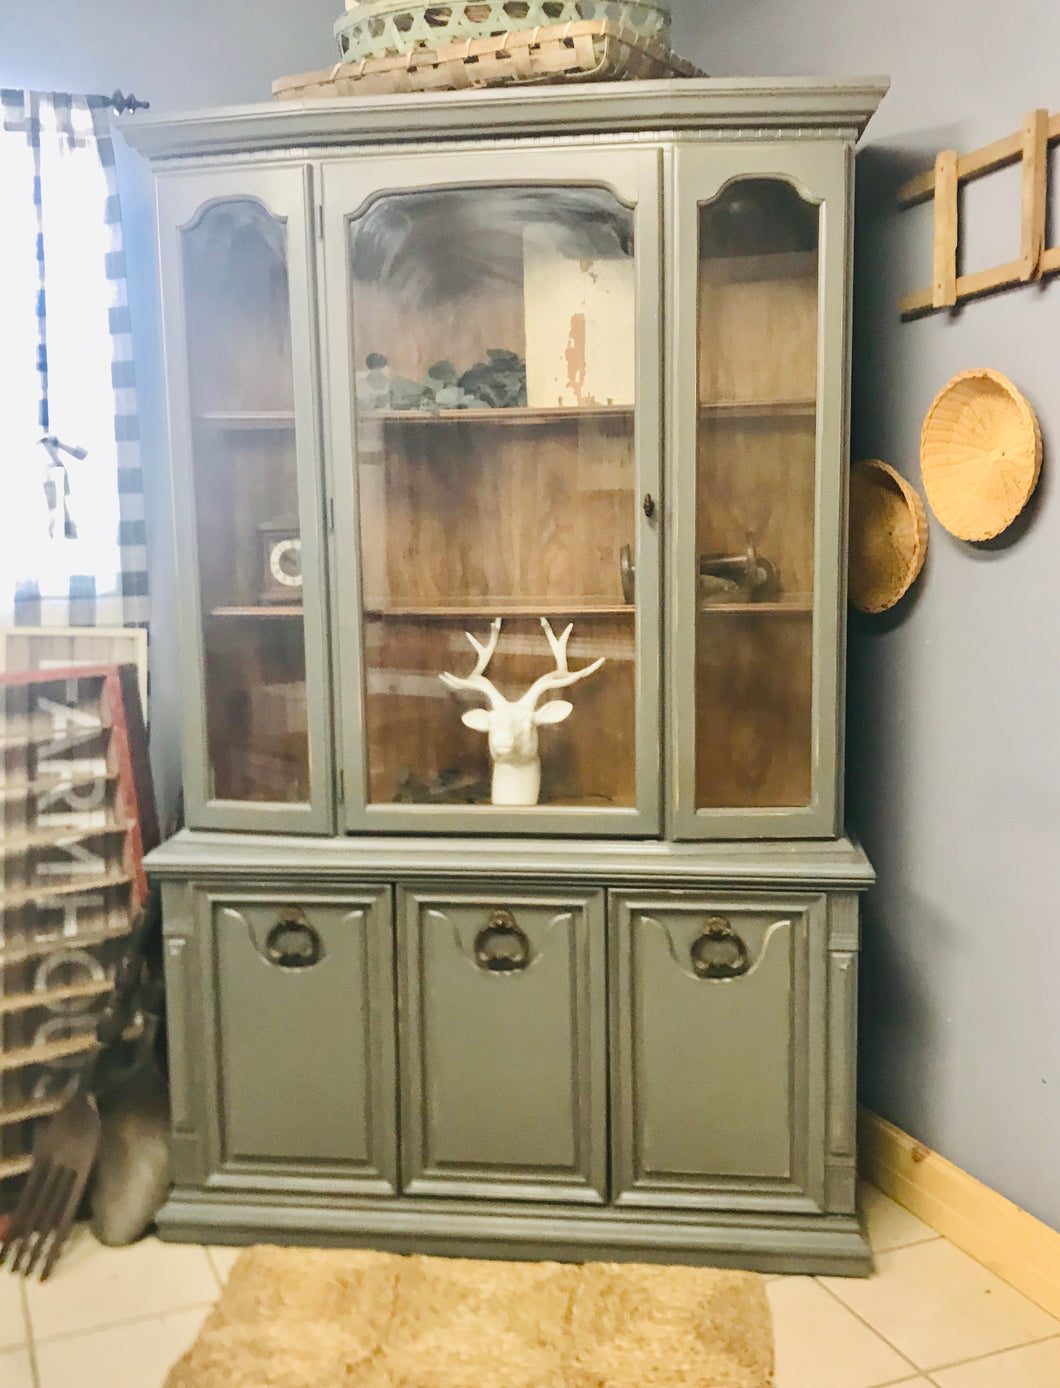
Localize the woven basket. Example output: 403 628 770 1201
335 0 670 62
849 459 929 614
920 368 1042 541
275 18 700 99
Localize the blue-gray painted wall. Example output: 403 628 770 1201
672 0 1060 1231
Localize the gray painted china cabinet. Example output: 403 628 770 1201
127 76 886 1274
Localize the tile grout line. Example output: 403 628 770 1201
18 1280 41 1388
30 1298 219 1347
812 1274 923 1379
867 1232 943 1255
816 1270 1060 1382
920 1329 1060 1377
203 1246 230 1292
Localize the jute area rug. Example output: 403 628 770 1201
165 1246 774 1387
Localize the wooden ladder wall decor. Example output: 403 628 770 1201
0 664 158 1189
898 109 1060 317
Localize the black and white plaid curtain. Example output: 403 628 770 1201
0 90 149 628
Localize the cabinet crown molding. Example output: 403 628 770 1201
121 77 889 162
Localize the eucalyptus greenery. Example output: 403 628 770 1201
366 351 528 411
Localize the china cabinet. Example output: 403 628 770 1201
127 76 886 1274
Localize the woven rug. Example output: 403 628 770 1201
165 1246 774 1387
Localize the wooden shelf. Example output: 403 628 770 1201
699 398 816 419
1 818 131 860
0 921 135 969
0 770 118 804
364 602 635 619
0 1032 98 1075
365 404 633 427
0 1097 65 1130
0 870 133 914
195 411 296 430
699 598 814 615
0 978 112 1017
210 605 303 619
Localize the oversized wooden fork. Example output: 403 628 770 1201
1 888 160 1281
0 1068 102 1280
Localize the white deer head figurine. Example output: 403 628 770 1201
440 618 605 807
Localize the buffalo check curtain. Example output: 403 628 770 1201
0 90 149 628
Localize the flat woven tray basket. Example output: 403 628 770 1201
920 368 1042 541
335 0 671 63
274 18 701 99
849 458 929 614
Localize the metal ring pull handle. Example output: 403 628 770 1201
690 917 751 980
474 910 532 973
266 910 323 969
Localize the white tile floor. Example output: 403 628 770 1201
1 1184 1058 1387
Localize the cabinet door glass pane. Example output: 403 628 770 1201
696 179 818 809
181 201 309 804
349 187 637 810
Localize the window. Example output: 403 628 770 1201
0 90 148 627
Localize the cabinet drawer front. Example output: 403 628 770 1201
399 886 606 1202
611 891 825 1210
210 890 396 1189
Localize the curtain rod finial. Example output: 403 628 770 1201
108 90 150 115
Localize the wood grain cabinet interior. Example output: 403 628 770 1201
131 76 887 1274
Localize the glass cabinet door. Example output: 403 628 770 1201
157 168 330 832
324 150 662 835
671 145 850 838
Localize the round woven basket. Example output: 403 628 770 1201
849 459 929 614
920 368 1042 541
335 1 672 62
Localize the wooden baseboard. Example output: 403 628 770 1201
860 1106 1060 1318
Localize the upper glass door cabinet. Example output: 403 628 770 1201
324 150 662 835
157 168 331 832
671 144 851 839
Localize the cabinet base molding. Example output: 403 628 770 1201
157 1188 872 1277
859 1107 1060 1317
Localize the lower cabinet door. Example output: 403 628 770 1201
611 890 826 1211
209 888 397 1191
398 886 607 1203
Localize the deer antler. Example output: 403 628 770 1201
521 619 605 710
439 617 505 708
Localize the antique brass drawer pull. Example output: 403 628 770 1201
690 917 751 980
474 910 532 973
265 910 323 969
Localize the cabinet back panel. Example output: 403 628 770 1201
363 616 635 807
358 418 635 608
695 616 813 809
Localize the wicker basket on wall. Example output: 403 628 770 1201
849 458 929 613
920 368 1042 542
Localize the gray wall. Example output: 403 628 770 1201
672 0 1060 1230
0 1 342 826
3 1 1055 1229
